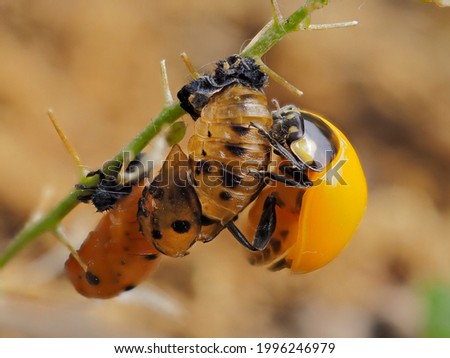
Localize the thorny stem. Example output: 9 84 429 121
241 0 328 58
0 0 329 268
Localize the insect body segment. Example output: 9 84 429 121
65 182 160 298
187 85 273 242
137 145 202 257
246 109 367 273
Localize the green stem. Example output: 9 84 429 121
0 0 328 268
241 0 328 58
110 101 184 168
0 191 80 268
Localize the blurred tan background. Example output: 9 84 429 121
0 0 449 337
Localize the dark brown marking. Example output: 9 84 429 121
295 191 305 213
270 237 282 253
86 271 100 286
194 161 201 175
172 220 191 233
219 190 232 201
268 258 289 272
201 149 207 156
262 248 272 261
279 230 289 239
149 186 164 200
201 215 218 226
123 285 136 292
152 229 163 239
207 131 212 137
248 255 262 265
201 160 213 174
231 125 251 136
144 254 159 260
225 144 247 157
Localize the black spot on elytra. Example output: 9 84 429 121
225 144 247 157
152 230 163 239
279 230 289 239
172 220 191 233
219 190 233 201
231 125 251 136
201 149 207 156
270 238 282 253
86 271 100 286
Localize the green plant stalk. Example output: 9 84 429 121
109 101 184 169
0 0 327 268
241 0 328 58
0 191 79 267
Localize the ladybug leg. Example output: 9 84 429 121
226 193 277 251
226 221 258 251
249 122 304 170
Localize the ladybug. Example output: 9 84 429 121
244 105 367 272
138 55 308 258
65 182 161 298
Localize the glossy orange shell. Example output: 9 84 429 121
246 111 367 273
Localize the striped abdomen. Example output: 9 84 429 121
187 85 272 240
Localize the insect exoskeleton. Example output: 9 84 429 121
138 55 285 257
244 106 367 273
66 182 160 298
